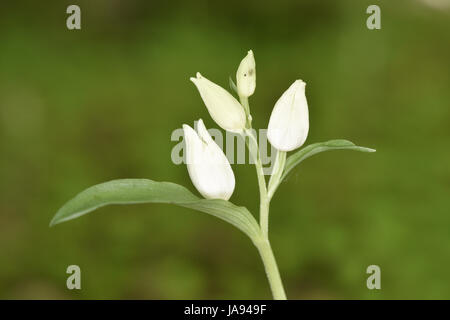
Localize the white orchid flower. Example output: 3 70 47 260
267 80 309 152
190 73 246 133
236 50 256 98
183 119 235 200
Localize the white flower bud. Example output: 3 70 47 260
236 50 256 98
183 119 235 200
190 73 246 133
267 80 309 152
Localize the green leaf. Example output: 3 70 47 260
281 139 376 181
50 179 261 240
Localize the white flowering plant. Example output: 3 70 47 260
50 50 375 299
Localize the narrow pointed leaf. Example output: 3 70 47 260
229 76 238 94
50 179 261 240
281 139 376 181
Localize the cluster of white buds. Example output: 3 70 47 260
51 47 375 301
51 47 374 301
185 50 309 200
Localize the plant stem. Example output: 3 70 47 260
267 150 286 200
240 95 252 128
240 97 287 299
244 129 269 237
254 238 287 300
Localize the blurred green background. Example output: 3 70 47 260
1 0 449 299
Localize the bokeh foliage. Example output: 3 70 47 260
0 0 449 299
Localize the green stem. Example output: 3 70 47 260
244 129 269 237
240 97 287 300
240 95 252 128
254 238 287 300
267 150 286 200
